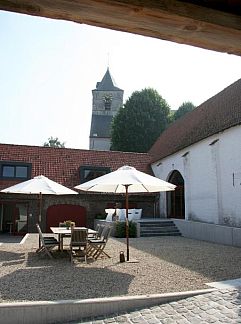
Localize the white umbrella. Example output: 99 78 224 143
75 165 176 261
1 175 78 221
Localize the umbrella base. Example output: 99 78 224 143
126 259 139 263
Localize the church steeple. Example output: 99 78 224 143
89 68 124 151
95 68 122 91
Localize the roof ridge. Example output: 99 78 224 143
149 78 241 163
0 142 151 156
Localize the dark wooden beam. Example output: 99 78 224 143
0 0 241 55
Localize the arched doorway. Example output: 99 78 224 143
167 170 185 219
46 204 86 232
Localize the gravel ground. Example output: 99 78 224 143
1 234 241 303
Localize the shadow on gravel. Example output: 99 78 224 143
0 234 24 244
0 261 134 301
0 250 25 265
126 236 241 282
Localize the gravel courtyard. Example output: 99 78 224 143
1 234 241 303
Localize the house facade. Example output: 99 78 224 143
0 145 155 235
2 77 241 246
89 68 124 151
149 78 241 244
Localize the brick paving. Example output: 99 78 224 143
67 288 241 323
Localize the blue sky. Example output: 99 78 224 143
1 10 241 149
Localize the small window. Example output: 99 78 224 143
16 166 28 178
0 161 31 180
80 166 110 183
2 165 15 177
104 101 111 110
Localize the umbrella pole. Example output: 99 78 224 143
125 185 130 261
39 192 42 223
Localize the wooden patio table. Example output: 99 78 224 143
50 227 97 252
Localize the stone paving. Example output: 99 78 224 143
67 288 241 323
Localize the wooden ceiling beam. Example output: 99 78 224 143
0 0 241 55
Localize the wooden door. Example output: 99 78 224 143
46 204 86 232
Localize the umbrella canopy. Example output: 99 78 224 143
75 165 176 193
1 175 78 222
1 175 78 195
75 166 176 261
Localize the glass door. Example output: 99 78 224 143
0 203 3 232
0 202 28 235
0 203 14 233
14 203 28 235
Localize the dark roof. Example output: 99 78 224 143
149 78 241 163
0 144 152 190
90 115 113 138
94 68 123 91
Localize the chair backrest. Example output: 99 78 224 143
133 209 142 220
105 209 115 221
97 224 105 238
95 223 100 231
36 223 51 249
101 226 112 242
127 209 135 221
116 209 126 222
71 228 88 244
36 223 44 241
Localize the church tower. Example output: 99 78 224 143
89 68 124 150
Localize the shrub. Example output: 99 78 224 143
115 221 137 238
95 213 106 220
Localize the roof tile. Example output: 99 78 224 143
149 78 241 162
0 144 152 190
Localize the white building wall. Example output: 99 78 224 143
151 125 241 226
218 127 241 226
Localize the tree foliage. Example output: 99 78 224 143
173 101 196 121
110 88 170 153
167 110 175 124
43 136 65 148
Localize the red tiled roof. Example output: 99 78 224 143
149 78 241 163
0 144 152 190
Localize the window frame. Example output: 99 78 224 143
80 165 111 184
0 161 32 180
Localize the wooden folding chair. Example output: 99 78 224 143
36 224 59 259
88 226 112 260
95 224 105 238
70 228 89 263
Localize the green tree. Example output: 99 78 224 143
167 110 175 124
111 88 170 153
43 136 65 148
173 101 196 121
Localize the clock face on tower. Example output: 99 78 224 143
103 94 112 110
